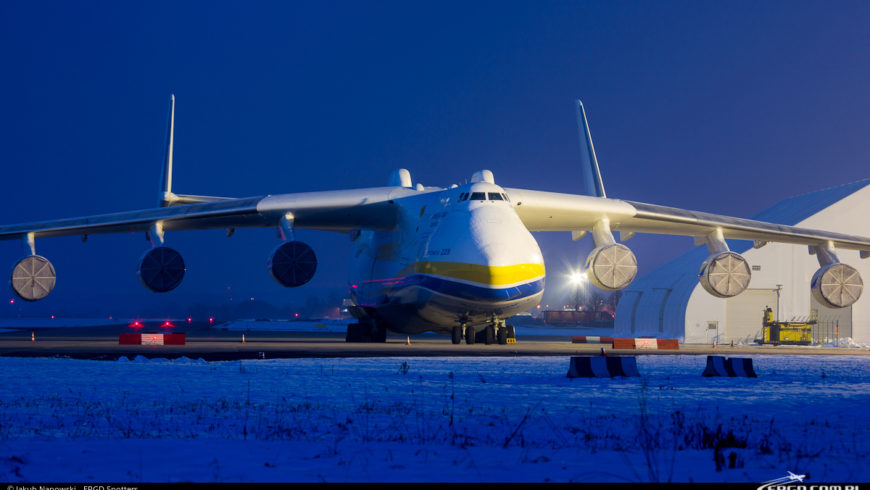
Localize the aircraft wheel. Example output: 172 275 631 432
452 326 462 344
497 326 507 345
506 324 516 339
483 324 495 345
465 326 475 345
345 323 361 342
371 323 387 343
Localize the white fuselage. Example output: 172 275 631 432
347 181 545 334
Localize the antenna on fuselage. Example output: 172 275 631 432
576 100 606 198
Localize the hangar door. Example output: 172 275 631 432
810 296 852 340
725 289 778 342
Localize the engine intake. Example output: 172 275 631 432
138 246 186 293
269 241 317 288
10 255 56 301
584 243 637 290
699 251 751 298
811 263 863 309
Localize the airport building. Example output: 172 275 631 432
614 179 870 344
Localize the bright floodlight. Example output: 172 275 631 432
570 271 587 284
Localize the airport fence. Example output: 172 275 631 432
811 320 845 346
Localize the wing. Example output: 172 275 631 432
0 187 404 241
506 187 870 254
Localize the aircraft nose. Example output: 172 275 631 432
466 208 544 285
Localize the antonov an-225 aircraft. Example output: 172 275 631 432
2 97 868 344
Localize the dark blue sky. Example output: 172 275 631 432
2 1 869 318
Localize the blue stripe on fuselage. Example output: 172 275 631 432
351 274 544 307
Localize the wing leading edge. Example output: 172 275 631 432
0 186 406 241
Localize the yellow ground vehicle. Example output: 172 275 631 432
757 307 813 345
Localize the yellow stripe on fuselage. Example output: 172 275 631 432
401 261 545 287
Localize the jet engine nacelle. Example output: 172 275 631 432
269 241 317 288
811 263 863 309
10 255 57 301
698 251 751 298
138 246 186 293
584 243 638 290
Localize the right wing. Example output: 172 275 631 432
506 187 870 254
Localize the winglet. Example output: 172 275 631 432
159 94 177 207
576 100 606 198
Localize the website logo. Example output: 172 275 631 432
758 471 807 490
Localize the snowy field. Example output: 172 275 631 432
0 354 868 483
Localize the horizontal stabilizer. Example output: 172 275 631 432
161 193 236 206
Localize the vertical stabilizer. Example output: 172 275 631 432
159 94 176 207
576 100 606 198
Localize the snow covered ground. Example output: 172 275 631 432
0 354 868 483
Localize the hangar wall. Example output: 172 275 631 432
615 180 870 344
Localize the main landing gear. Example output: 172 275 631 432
345 320 387 343
451 322 515 345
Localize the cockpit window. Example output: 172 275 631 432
458 192 467 202
488 192 503 201
469 192 486 201
502 193 510 202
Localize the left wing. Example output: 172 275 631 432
0 186 406 300
0 187 402 242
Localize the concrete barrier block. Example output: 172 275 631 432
702 355 757 377
567 356 640 378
